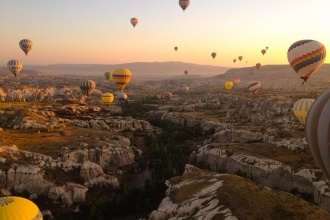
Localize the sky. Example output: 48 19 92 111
1 0 330 67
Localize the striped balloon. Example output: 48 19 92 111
7 60 23 77
112 68 132 91
247 81 261 94
164 92 172 100
293 99 315 125
80 80 96 97
102 93 114 104
287 40 326 84
19 39 33 55
306 88 330 179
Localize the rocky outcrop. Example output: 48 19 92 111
80 161 119 187
194 145 330 211
149 165 238 220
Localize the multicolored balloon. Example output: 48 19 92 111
261 49 266 55
102 93 114 104
131 18 138 28
238 56 243 61
293 99 314 126
19 39 33 55
211 52 216 59
0 197 42 220
104 72 112 81
306 88 330 179
233 78 240 85
256 63 261 70
174 46 178 51
247 81 261 94
225 81 233 90
164 92 173 100
287 40 326 85
80 80 96 97
7 60 23 77
179 0 190 12
112 68 132 91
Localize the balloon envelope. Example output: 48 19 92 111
247 81 261 94
184 70 188 75
233 59 236 63
306 88 330 179
293 99 315 125
287 40 326 84
131 18 138 27
7 60 23 77
164 92 172 100
80 80 96 97
112 68 132 91
261 49 266 55
211 52 216 59
179 0 190 11
233 78 240 85
0 197 42 220
19 39 33 55
116 92 128 101
256 63 261 70
102 93 114 104
174 46 178 51
238 56 243 61
104 72 112 81
225 81 233 90
182 86 189 93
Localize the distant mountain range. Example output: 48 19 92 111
20 61 231 80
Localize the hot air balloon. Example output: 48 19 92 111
233 59 236 63
164 92 172 100
174 46 178 51
266 46 269 50
261 49 266 55
287 40 326 85
116 91 128 101
293 99 314 126
19 39 33 55
247 81 261 94
131 18 138 28
104 72 112 81
7 60 22 77
0 197 42 220
306 88 330 179
184 70 188 75
256 63 261 70
112 68 132 91
182 86 189 93
238 56 243 61
179 0 190 12
234 78 240 85
211 52 216 59
102 93 114 104
80 80 96 97
225 81 233 90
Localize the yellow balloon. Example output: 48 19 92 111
112 68 132 91
0 196 43 220
225 81 233 90
293 99 315 125
102 93 114 104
